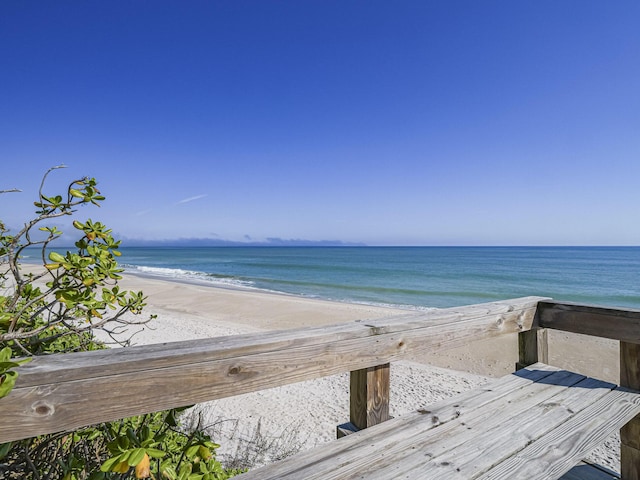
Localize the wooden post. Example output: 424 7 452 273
621 341 640 480
337 363 390 438
516 328 548 371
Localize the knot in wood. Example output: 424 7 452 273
228 366 241 376
33 402 54 416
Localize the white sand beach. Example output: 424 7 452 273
97 272 620 472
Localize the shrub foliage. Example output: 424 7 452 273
0 167 241 479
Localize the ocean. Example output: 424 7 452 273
117 246 640 310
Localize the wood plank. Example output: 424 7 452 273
476 386 640 479
0 297 543 443
620 341 640 479
621 445 640 480
13 296 543 388
235 364 560 479
238 366 640 480
517 328 549 370
349 363 390 431
234 364 568 479
537 301 640 343
364 296 545 334
364 375 613 479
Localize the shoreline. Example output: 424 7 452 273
121 266 442 313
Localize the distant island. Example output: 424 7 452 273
119 237 367 247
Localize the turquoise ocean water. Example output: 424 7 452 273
117 247 640 310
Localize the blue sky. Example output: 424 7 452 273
1 1 639 246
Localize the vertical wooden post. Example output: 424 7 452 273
337 363 390 438
621 341 640 480
517 328 548 370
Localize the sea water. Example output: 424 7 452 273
118 246 640 310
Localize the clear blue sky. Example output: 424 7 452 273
2 1 639 246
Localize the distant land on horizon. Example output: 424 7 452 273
114 239 639 248
118 237 367 248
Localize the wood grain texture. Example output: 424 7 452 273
0 297 543 443
621 341 640 479
235 364 639 480
517 328 549 370
234 364 564 479
477 386 640 479
622 445 640 480
537 301 640 342
349 363 390 430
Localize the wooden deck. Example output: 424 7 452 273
235 363 640 479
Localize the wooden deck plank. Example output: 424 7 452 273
365 375 613 479
477 387 640 479
236 364 635 480
234 364 560 479
235 364 574 480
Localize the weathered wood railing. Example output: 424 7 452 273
2 296 640 478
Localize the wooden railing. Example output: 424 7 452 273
526 300 640 480
2 296 640 476
0 296 543 443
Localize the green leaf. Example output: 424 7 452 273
186 444 200 459
146 447 166 459
178 463 193 480
0 347 12 362
127 447 146 466
100 454 124 472
0 361 23 369
84 429 102 441
127 427 140 445
0 442 12 461
117 434 130 451
161 465 177 480
0 371 18 398
166 409 178 427
49 251 66 263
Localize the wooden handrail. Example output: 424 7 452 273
536 300 640 343
0 297 543 443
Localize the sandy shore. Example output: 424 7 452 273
19 265 622 471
